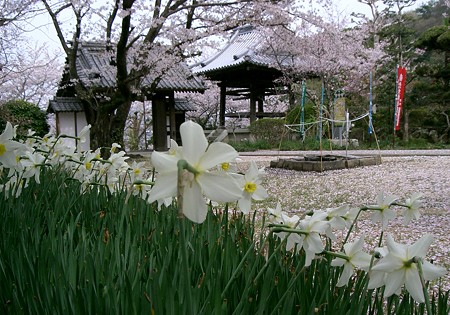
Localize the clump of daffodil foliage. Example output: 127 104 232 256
0 121 449 314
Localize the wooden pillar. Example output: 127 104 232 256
257 87 264 113
249 88 256 124
152 94 168 151
168 93 176 142
219 84 226 128
258 98 264 113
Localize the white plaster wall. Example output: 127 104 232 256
58 112 90 151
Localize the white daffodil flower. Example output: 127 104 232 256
0 122 27 169
402 192 423 225
324 204 349 240
267 203 302 252
129 161 146 182
368 192 398 230
370 234 447 303
234 161 268 214
342 207 360 228
22 151 46 184
148 120 242 223
298 211 329 266
76 124 91 152
367 246 390 291
331 236 372 287
281 213 303 252
168 139 182 157
267 202 285 225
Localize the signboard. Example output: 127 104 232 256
334 97 346 127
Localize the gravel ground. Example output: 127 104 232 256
235 153 450 290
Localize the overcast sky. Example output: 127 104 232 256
26 0 428 56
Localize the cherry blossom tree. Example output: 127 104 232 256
256 16 386 132
0 0 38 28
0 0 60 107
37 0 318 152
0 43 60 108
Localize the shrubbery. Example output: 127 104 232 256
0 100 49 138
248 118 288 145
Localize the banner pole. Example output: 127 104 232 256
318 78 324 143
393 65 399 148
300 80 306 141
369 71 373 135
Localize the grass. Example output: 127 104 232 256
228 137 450 152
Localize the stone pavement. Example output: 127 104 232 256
238 149 450 157
128 149 450 158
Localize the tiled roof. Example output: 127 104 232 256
48 97 195 113
174 98 196 111
47 97 83 113
75 42 205 92
191 25 276 74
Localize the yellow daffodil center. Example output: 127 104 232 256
85 162 92 170
0 144 6 156
135 184 143 191
244 182 257 193
221 162 230 171
134 169 141 176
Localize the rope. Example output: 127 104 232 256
284 112 369 133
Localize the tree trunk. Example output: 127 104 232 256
403 108 409 142
87 100 132 156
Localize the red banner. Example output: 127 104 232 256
395 66 407 131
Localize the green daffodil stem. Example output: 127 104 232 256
341 208 364 251
269 227 309 235
179 218 194 313
322 250 349 261
253 227 307 284
377 231 384 248
221 242 255 299
416 257 433 315
132 180 155 186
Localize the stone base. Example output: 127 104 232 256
270 155 382 172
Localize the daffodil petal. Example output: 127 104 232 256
351 252 372 269
405 268 424 303
1 122 14 139
237 197 251 214
246 161 260 179
383 269 405 298
372 254 403 272
305 233 324 253
368 270 386 289
422 260 447 281
409 234 433 258
199 142 238 170
252 186 268 200
147 171 178 203
180 121 208 165
386 234 407 258
336 263 354 287
151 151 179 172
199 172 242 202
331 257 346 267
182 181 208 223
